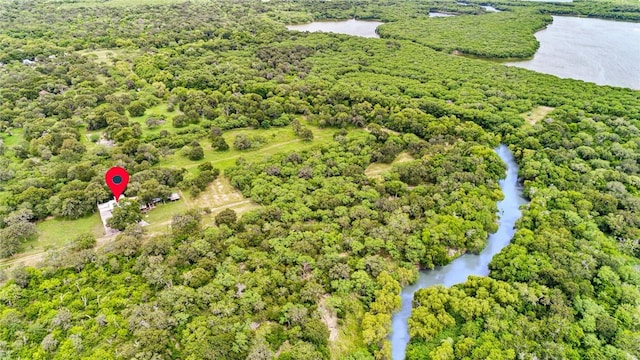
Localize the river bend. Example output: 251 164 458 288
390 144 528 359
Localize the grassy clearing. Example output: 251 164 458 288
77 48 134 64
365 152 415 179
34 214 104 248
129 103 183 136
521 106 554 125
0 214 104 267
159 124 350 172
201 201 261 228
193 177 247 209
330 297 367 359
79 120 106 154
1 131 22 147
143 198 189 233
195 178 261 227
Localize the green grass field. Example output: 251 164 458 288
0 214 104 267
1 130 23 148
158 122 351 172
365 152 415 179
129 103 182 136
35 214 104 248
142 197 188 233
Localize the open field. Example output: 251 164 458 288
159 123 353 172
77 48 136 64
194 177 246 209
365 152 415 179
142 196 189 233
521 105 555 125
1 132 22 147
196 177 262 227
129 103 183 136
35 214 104 247
0 214 103 268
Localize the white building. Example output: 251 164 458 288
97 196 151 236
97 198 120 236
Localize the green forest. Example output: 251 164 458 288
0 0 638 359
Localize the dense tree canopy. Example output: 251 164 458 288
378 11 552 58
0 0 638 359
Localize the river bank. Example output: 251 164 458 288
389 145 528 359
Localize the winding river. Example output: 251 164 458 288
285 17 633 356
389 145 528 359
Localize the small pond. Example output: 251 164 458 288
286 19 383 38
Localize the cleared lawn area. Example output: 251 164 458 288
195 177 261 227
77 48 135 64
158 124 353 171
129 103 182 136
521 106 554 125
0 213 103 267
143 197 189 233
35 214 104 247
1 131 23 147
365 152 415 179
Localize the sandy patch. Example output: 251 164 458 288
194 177 261 221
318 295 339 342
194 177 248 208
522 106 554 125
364 152 414 179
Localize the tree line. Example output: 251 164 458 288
0 0 638 359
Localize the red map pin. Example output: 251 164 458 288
105 166 129 202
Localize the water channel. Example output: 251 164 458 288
284 14 636 358
429 12 455 17
481 5 500 12
389 144 527 359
